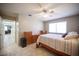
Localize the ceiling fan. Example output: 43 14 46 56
32 4 54 16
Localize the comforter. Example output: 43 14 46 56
37 34 79 56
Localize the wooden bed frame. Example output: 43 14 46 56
36 42 70 56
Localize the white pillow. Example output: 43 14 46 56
68 32 78 35
65 32 79 40
65 34 79 40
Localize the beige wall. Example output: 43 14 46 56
0 16 2 50
18 14 44 38
44 15 79 33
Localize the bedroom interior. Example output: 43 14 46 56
0 3 79 56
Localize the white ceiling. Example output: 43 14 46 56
0 3 79 21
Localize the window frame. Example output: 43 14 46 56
48 21 67 34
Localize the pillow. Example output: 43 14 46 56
68 32 78 35
62 33 68 38
65 34 79 40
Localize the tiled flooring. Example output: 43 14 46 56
1 43 56 56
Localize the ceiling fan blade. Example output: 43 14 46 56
31 3 61 15
31 4 50 14
48 9 54 13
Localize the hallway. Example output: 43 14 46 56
2 20 16 48
3 34 15 48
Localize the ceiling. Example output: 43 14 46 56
0 3 79 21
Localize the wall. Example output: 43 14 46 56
18 14 44 38
0 12 17 21
0 16 2 50
44 15 79 33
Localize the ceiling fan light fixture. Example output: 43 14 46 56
50 10 54 13
43 14 49 17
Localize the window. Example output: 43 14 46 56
49 21 67 33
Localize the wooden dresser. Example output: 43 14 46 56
24 32 33 44
23 31 47 44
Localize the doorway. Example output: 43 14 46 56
2 20 16 48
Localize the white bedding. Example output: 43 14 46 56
37 34 79 56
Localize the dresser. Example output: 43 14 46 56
23 31 47 44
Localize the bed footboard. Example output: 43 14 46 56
36 42 41 48
36 42 70 56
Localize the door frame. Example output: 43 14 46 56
2 19 16 48
0 16 4 49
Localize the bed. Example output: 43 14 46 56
36 34 79 56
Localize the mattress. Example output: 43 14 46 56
37 34 79 56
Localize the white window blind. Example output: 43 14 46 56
49 21 67 33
